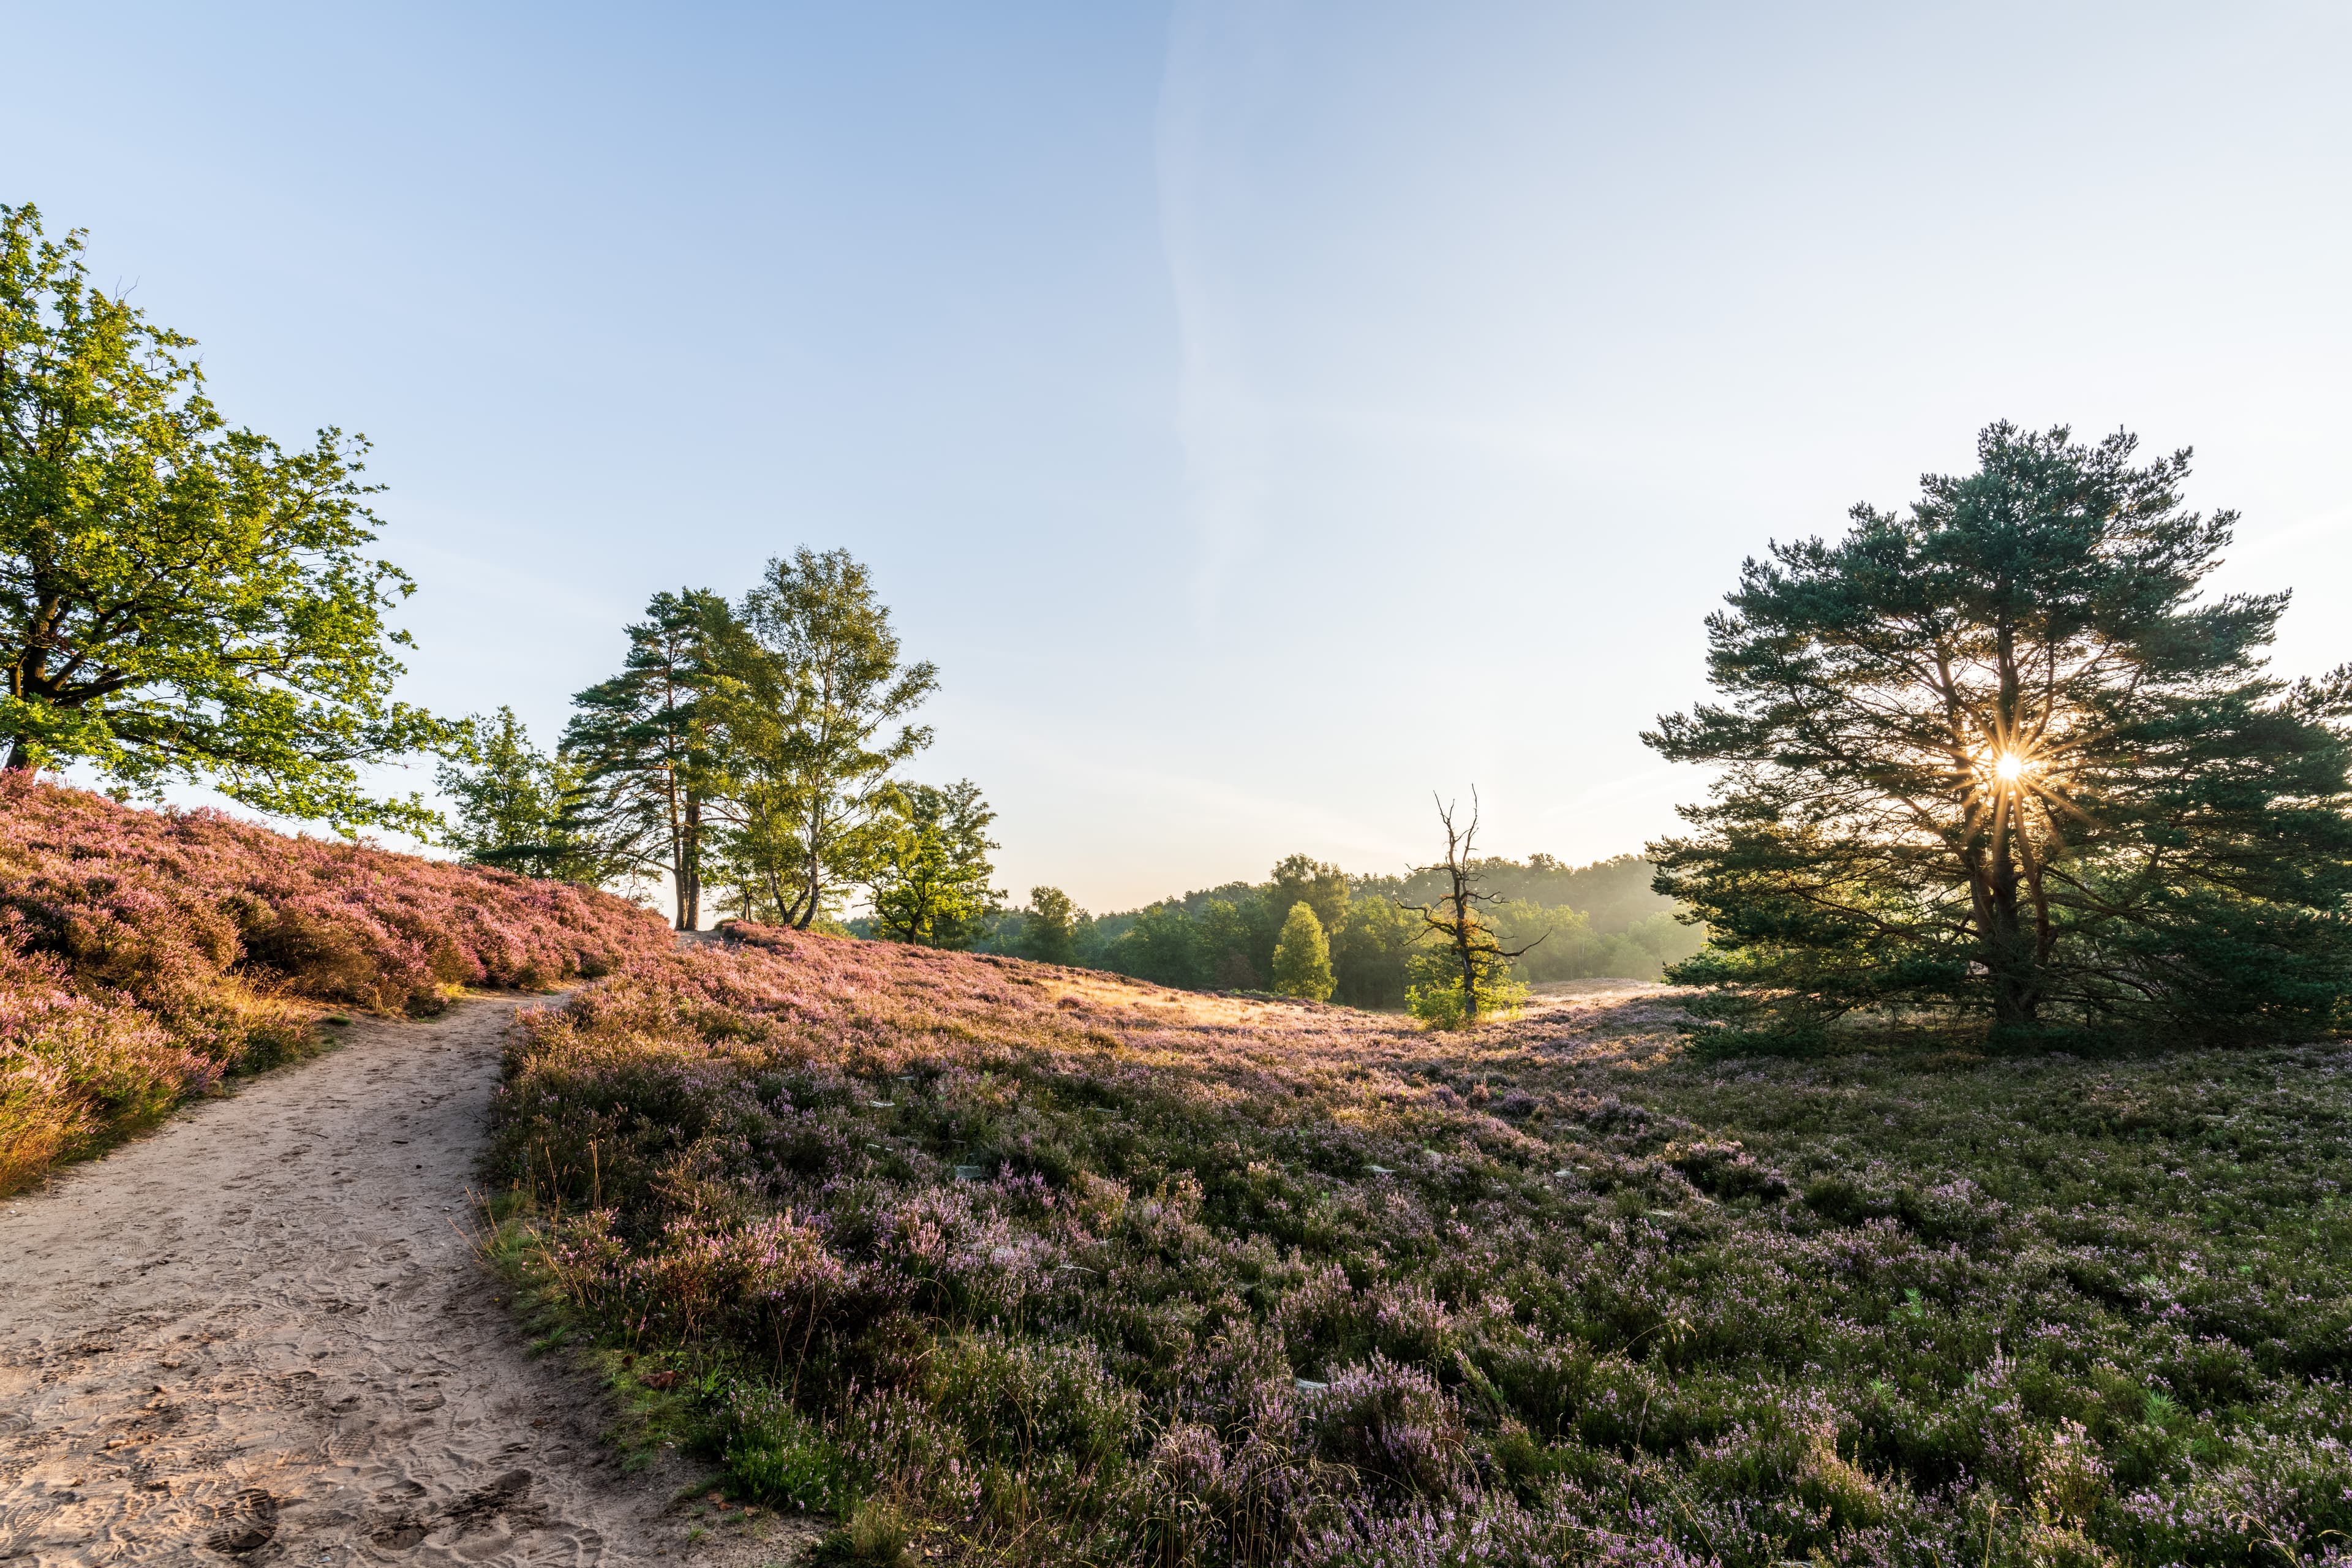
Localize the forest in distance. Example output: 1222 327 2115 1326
441 672 1703 1006
939 852 1707 1006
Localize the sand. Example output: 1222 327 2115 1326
0 996 820 1566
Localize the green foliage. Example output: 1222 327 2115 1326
811 1496 916 1567
866 780 999 949
1271 902 1335 1000
1268 854 1351 938
0 204 454 831
1101 899 1205 987
1017 886 1082 966
1490 899 1705 985
1197 896 1262 989
435 707 623 883
1389 852 1668 933
1404 794 1545 1025
559 550 951 935
1404 935 1528 1028
1080 847 1698 1008
1648 422 2352 1045
1330 895 1417 1008
720 1387 857 1514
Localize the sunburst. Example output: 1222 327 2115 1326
1967 731 2095 855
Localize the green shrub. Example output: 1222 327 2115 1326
722 1387 854 1513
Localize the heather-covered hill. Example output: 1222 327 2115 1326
0 776 670 1191
492 929 2352 1568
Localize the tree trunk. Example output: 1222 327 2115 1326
2 739 33 773
1987 624 2037 1026
1981 851 2038 1028
792 798 823 930
1453 876 1479 1023
794 840 818 930
677 799 691 930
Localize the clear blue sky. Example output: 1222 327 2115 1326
6 2 2349 912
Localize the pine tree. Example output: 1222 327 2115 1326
1648 422 2352 1046
434 707 620 882
1271 902 1335 1001
562 590 734 929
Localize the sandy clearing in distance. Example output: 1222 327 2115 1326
0 995 818 1567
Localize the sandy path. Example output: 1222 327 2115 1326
0 997 815 1567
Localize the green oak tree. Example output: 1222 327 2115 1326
0 204 451 829
1646 422 2352 1046
866 779 999 948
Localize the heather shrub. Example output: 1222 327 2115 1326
490 933 2352 1567
0 775 669 1190
1303 1357 1468 1499
0 938 214 1190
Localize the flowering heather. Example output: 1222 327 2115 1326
493 932 2352 1567
0 775 671 1191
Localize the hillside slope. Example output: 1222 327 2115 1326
0 777 670 1191
492 930 2352 1567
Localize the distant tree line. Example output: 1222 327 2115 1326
954 847 1702 1006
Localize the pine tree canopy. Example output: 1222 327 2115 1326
1646 421 2352 1046
562 589 734 929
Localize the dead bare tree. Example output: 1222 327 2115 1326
1401 790 1545 1023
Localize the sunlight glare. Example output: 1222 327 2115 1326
1994 753 2025 783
